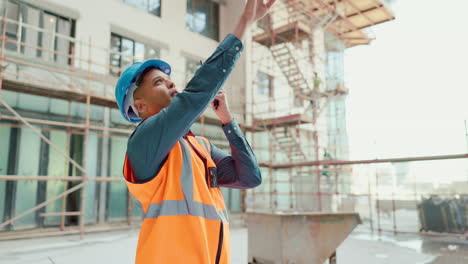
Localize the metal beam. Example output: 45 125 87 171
260 153 468 168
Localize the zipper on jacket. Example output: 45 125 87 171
215 221 224 264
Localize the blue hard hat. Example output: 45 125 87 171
114 59 171 123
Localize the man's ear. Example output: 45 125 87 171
133 98 146 116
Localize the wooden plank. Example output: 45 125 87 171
253 21 311 47
254 114 311 129
3 79 117 108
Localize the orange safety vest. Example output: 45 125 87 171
123 135 230 264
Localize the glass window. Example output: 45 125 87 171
148 0 161 16
44 130 67 226
17 93 49 112
124 0 147 10
123 0 161 17
65 133 84 226
109 33 160 77
41 13 56 62
257 71 273 97
134 42 145 62
2 90 18 106
111 108 128 124
186 0 219 41
4 1 20 51
55 17 72 65
108 136 128 220
326 51 344 82
5 1 19 37
22 6 40 57
49 98 70 116
15 126 41 228
110 35 122 77
3 1 75 65
0 126 10 225
83 133 99 222
120 38 134 71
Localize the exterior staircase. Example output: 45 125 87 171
271 126 307 162
270 43 312 99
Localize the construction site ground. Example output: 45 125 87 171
1 226 468 264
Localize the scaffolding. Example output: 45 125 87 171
0 6 137 239
0 4 243 239
245 0 468 240
3 0 468 242
0 0 397 239
246 0 395 212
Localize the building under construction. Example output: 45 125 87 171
246 0 395 213
0 0 393 237
2 0 468 258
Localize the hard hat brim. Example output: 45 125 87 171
135 59 172 79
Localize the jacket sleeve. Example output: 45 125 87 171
210 120 262 189
127 34 244 181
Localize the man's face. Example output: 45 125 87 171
133 68 179 118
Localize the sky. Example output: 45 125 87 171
345 0 468 160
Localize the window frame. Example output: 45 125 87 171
256 71 274 97
3 0 76 65
185 0 220 41
122 0 161 17
109 33 160 77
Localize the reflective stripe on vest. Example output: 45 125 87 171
128 138 228 223
144 201 229 222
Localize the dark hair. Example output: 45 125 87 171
134 66 157 87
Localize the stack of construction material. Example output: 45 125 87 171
418 196 468 234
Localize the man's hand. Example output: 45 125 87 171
243 0 277 25
211 89 233 125
232 0 277 39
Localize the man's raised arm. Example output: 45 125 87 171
232 0 277 40
127 0 277 181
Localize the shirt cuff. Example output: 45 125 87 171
222 120 243 140
219 34 244 55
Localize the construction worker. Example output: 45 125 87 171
114 0 276 263
321 148 333 177
309 71 321 106
313 71 321 91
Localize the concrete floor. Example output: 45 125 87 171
1 227 468 263
339 228 468 264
